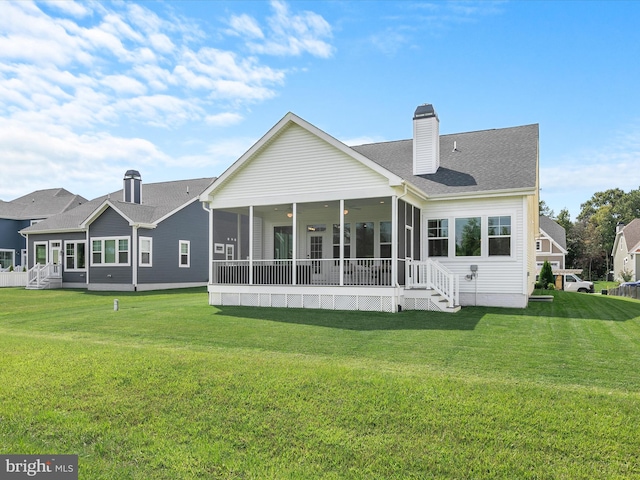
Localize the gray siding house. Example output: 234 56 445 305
0 188 86 270
21 172 218 291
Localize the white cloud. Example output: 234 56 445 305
0 0 334 201
228 0 334 58
540 124 640 216
228 14 264 39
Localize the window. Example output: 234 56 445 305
488 216 511 256
455 217 481 256
274 226 293 259
333 223 351 258
356 222 374 258
91 237 129 265
0 249 14 269
34 242 47 265
139 237 152 267
427 219 449 257
65 241 86 270
379 221 392 258
535 240 542 252
179 240 190 267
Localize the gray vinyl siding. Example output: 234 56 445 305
137 201 208 284
26 231 87 284
88 207 133 285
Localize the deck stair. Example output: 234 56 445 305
26 263 62 290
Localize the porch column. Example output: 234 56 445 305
340 199 345 286
292 202 297 285
249 205 254 285
392 195 398 287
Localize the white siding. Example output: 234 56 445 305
211 124 393 208
423 196 527 297
413 117 439 175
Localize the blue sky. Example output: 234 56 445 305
1 0 639 220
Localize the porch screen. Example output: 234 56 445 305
274 226 293 259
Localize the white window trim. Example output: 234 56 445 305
427 213 516 260
34 241 48 265
90 236 130 266
0 248 15 269
64 240 87 271
139 236 153 267
487 215 513 257
179 240 190 268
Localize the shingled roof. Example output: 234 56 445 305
539 215 567 250
0 188 87 220
621 219 640 253
351 124 538 196
21 178 214 234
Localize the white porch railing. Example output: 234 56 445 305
212 258 394 287
27 263 62 289
407 259 459 309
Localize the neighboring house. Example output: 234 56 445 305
0 188 86 270
21 171 220 291
199 104 540 313
536 215 567 270
612 219 640 282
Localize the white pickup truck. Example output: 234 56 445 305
560 273 594 293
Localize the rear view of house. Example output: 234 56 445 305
21 172 218 291
199 105 540 313
0 188 86 270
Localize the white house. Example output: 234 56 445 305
612 219 640 282
199 105 539 313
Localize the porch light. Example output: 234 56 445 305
343 209 348 215
287 212 293 218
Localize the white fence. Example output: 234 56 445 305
0 272 28 287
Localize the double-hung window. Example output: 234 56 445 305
427 219 448 257
65 241 86 270
91 237 130 265
139 237 152 267
488 216 511 256
179 240 190 268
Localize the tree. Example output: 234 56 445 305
555 208 572 232
539 261 555 289
539 200 555 218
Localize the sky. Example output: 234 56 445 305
1 0 639 220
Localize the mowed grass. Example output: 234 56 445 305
1 288 639 479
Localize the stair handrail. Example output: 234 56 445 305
408 259 459 308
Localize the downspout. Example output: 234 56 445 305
132 225 138 291
85 228 90 286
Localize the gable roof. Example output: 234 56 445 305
201 112 539 203
539 215 567 250
621 219 640 253
200 112 404 201
21 178 214 234
0 188 87 220
351 124 539 197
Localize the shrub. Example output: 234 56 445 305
9 265 14 272
546 283 555 290
620 268 633 283
539 261 555 289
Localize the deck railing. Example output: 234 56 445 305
212 258 394 286
27 263 61 289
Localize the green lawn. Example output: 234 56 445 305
1 288 639 479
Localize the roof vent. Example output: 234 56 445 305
413 104 440 175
